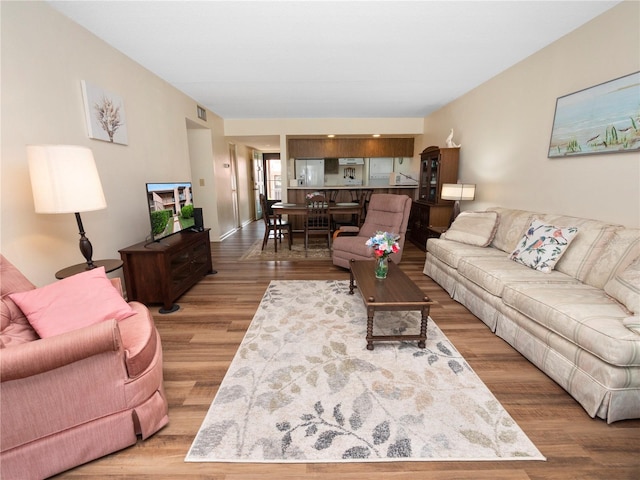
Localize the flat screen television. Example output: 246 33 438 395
146 182 195 242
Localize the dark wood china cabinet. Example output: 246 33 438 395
408 146 459 251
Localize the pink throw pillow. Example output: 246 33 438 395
9 267 135 338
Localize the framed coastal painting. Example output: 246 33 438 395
81 80 129 145
548 71 639 158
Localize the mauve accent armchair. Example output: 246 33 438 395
332 194 412 269
0 255 169 480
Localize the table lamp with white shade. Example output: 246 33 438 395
27 145 107 270
440 183 476 222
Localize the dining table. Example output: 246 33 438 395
272 201 361 221
271 201 363 246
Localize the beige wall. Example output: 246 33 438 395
186 122 221 239
422 1 639 227
2 3 422 287
0 2 232 286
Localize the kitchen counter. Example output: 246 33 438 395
285 186 417 205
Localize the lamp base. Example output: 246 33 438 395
76 212 96 269
449 201 461 225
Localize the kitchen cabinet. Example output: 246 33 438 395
288 138 414 158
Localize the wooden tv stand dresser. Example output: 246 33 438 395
119 229 214 313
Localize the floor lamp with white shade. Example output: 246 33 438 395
26 145 107 271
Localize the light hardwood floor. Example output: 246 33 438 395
59 221 640 479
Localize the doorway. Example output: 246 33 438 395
263 153 282 201
251 150 264 219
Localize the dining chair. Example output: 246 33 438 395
305 193 332 253
326 189 340 205
259 194 291 252
333 189 372 232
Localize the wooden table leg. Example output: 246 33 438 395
418 304 429 349
349 259 355 295
366 306 375 350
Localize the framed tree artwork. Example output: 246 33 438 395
81 80 129 145
548 71 639 158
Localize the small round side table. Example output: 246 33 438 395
55 259 124 280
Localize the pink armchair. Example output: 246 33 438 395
332 194 412 269
0 255 168 479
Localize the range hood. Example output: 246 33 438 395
338 158 364 165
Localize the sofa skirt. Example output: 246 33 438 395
495 309 640 423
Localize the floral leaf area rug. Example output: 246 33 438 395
186 280 545 463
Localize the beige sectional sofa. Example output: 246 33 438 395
423 207 640 423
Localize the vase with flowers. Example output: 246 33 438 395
305 191 322 202
365 231 400 279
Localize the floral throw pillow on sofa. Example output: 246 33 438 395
509 219 579 273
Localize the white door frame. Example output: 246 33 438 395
228 143 240 229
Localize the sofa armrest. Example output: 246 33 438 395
0 319 122 381
333 225 361 241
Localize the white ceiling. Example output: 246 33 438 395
49 0 619 149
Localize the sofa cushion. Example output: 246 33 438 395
426 237 504 269
441 211 499 247
623 316 640 335
1 296 38 348
509 219 578 273
457 256 578 297
0 255 36 299
0 315 38 348
9 267 135 338
502 283 640 367
604 257 640 314
0 255 39 348
536 213 619 282
584 227 640 289
488 208 534 253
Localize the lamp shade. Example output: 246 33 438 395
441 183 476 201
27 145 106 214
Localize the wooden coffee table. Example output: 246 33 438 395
349 259 433 350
